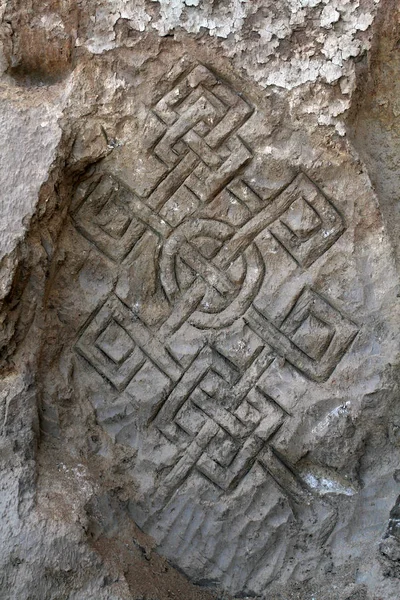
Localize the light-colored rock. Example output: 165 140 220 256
0 91 63 260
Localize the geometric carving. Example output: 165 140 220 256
76 294 182 391
73 175 147 262
152 346 288 493
269 174 345 267
245 287 359 382
149 63 254 220
159 218 265 329
291 313 334 361
75 295 145 391
72 62 359 503
157 171 345 329
96 319 137 365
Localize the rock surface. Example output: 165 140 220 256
1 1 400 599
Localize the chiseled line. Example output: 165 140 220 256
153 347 212 426
244 305 319 379
161 420 219 490
116 304 182 382
191 388 247 439
229 347 275 409
180 241 236 295
158 279 206 339
154 97 220 169
214 182 300 269
127 194 172 239
146 151 199 211
258 446 311 504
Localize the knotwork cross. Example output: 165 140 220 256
72 62 359 501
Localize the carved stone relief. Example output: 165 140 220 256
39 56 399 596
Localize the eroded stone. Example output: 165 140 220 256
36 57 400 597
1 2 400 600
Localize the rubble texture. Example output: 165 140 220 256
1 1 400 599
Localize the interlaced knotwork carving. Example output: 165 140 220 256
72 62 359 500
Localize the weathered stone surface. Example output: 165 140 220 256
1 1 400 599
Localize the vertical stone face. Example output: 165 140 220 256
39 54 399 596
1 2 400 599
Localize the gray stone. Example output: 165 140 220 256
1 1 400 599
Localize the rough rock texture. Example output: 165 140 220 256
1 1 400 599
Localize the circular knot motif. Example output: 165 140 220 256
160 219 264 329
